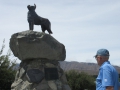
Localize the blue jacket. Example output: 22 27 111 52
96 61 119 90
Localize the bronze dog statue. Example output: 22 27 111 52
27 4 53 34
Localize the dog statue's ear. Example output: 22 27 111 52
34 4 36 9
27 5 30 10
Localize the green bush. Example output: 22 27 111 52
65 70 96 90
0 40 17 90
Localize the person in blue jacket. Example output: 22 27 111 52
94 49 120 90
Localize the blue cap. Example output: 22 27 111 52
95 49 110 57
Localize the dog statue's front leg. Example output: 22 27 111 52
29 22 34 30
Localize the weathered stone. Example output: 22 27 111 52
60 73 68 84
20 81 32 90
55 80 63 90
10 30 66 61
11 60 71 90
11 79 23 89
19 67 26 78
63 85 71 90
48 81 57 90
45 63 56 67
10 30 71 90
35 83 50 90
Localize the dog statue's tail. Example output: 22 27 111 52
48 30 53 34
48 24 53 34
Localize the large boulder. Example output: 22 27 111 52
10 30 66 61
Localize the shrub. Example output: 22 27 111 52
65 70 96 90
0 40 17 90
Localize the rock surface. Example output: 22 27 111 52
10 30 66 61
10 30 71 90
11 59 71 90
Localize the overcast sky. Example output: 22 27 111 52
0 0 120 66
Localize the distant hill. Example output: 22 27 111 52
59 61 120 75
15 61 120 75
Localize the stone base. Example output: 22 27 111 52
11 59 71 90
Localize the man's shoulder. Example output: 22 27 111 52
101 63 114 70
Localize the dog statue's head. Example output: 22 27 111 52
27 4 36 11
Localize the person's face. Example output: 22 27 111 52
95 55 104 66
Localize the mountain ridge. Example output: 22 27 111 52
59 61 120 75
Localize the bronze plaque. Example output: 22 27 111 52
44 68 59 80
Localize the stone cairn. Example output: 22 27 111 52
10 30 71 90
